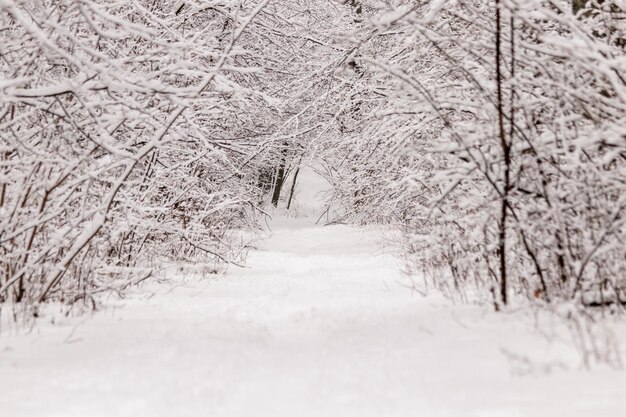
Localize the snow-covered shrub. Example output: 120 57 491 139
322 0 626 309
0 0 283 319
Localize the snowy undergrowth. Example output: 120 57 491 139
2 164 624 417
395 261 626 371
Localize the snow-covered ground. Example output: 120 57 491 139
1 168 625 417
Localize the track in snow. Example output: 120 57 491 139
1 216 625 416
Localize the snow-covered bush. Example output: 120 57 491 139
322 0 626 309
0 0 287 319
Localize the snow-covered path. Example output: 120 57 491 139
1 216 625 417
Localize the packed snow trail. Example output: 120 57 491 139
2 215 625 416
1 167 625 416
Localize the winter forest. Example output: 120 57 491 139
1 0 625 415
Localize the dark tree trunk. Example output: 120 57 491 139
271 158 287 207
495 0 510 306
286 167 300 210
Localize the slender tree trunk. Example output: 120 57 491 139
271 157 287 207
286 167 300 210
495 0 510 306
